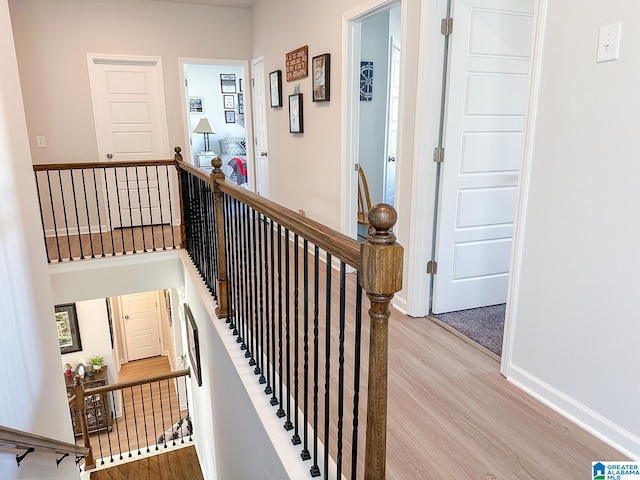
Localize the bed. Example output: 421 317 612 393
198 136 249 190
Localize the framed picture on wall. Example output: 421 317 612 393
238 93 244 115
225 110 236 123
185 304 202 386
188 97 204 113
223 95 235 109
56 303 82 354
220 74 236 93
312 53 330 102
269 70 282 108
289 93 303 134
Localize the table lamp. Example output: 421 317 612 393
194 117 216 153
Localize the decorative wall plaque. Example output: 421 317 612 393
286 45 309 82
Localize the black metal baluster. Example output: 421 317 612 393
250 208 258 368
223 195 233 325
110 390 123 460
350 271 364 480
130 387 141 455
269 220 277 403
158 380 167 448
324 253 333 480
80 169 95 258
102 168 117 256
166 165 177 249
235 201 244 343
69 169 85 259
167 379 176 446
284 228 293 431
155 165 166 250
263 217 272 393
145 166 156 252
45 171 62 262
276 224 285 417
102 392 114 463
58 171 73 260
257 213 265 383
92 168 106 257
184 376 193 441
113 168 127 255
134 166 147 253
310 245 321 476
231 198 240 336
91 396 105 464
33 172 50 263
149 383 159 451
292 233 301 446
124 167 136 254
175 376 185 444
241 203 250 353
139 385 150 452
121 389 133 457
336 263 347 478
301 239 311 461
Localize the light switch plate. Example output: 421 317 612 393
36 136 46 148
596 23 621 63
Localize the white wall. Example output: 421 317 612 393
60 299 117 385
8 0 251 164
507 0 640 458
0 0 80 477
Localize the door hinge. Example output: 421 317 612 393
433 147 445 163
251 78 255 87
185 79 188 87
427 260 438 274
441 17 453 36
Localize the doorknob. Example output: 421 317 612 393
388 156 396 163
107 153 113 159
124 315 129 319
260 151 268 157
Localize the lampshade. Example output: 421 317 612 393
193 117 215 134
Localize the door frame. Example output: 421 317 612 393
341 0 405 241
406 0 547 370
117 290 164 363
177 57 256 192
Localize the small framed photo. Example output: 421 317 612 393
185 304 202 386
225 110 236 123
223 94 235 109
237 92 244 115
289 93 303 134
220 73 236 93
269 70 282 108
56 303 82 354
312 53 330 102
188 97 203 113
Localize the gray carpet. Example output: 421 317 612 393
433 304 505 356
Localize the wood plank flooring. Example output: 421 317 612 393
89 446 203 480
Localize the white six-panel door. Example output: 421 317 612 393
251 57 270 198
120 291 162 362
432 0 534 314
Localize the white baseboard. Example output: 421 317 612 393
45 224 110 237
392 294 408 316
508 365 640 460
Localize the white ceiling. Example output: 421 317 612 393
142 0 259 8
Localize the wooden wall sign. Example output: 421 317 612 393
285 45 308 82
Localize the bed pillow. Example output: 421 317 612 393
219 137 246 155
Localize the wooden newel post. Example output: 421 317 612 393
361 204 403 480
74 381 94 470
211 156 229 319
174 146 187 248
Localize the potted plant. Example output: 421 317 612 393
88 356 105 372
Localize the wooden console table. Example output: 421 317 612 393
65 367 111 436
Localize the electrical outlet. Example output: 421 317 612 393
298 209 307 217
596 23 622 63
36 136 46 148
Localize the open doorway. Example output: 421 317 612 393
344 1 402 241
429 0 535 357
179 59 254 191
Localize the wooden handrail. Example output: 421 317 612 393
32 159 175 171
175 157 361 269
84 368 190 396
0 425 89 460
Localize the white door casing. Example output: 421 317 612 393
251 57 270 198
120 291 162 362
383 37 401 207
432 0 534 314
87 54 171 228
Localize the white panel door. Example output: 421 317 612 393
121 291 162 361
384 38 400 207
432 0 533 313
88 55 171 227
251 57 270 198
